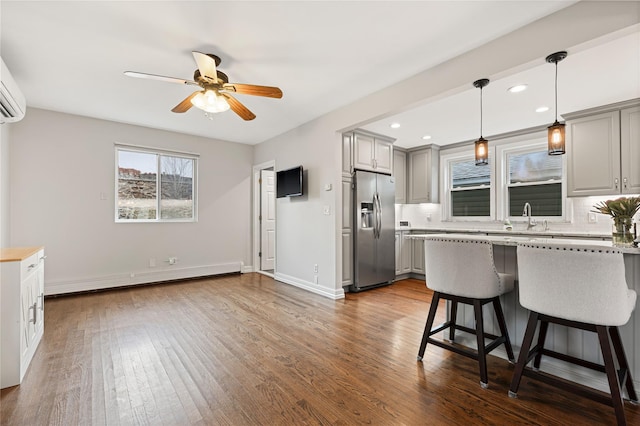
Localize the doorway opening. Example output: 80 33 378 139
253 161 276 277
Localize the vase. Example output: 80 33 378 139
612 217 634 247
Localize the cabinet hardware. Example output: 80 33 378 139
39 293 44 311
40 255 47 261
29 303 37 324
27 263 37 271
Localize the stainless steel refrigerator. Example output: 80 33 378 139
352 170 395 291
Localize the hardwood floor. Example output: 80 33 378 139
1 274 638 425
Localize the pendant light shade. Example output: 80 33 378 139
546 51 567 155
473 78 490 166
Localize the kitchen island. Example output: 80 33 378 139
410 233 640 393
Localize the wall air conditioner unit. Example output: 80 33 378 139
0 57 26 123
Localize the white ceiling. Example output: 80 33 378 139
2 1 637 148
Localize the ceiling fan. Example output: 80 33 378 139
124 51 283 121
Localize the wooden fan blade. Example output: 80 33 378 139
171 91 201 113
221 93 256 121
124 71 198 86
192 51 217 80
223 83 283 99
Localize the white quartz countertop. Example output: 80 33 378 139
396 226 610 239
408 233 640 254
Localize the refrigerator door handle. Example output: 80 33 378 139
374 192 382 239
372 194 378 239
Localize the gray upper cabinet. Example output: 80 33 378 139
352 131 394 175
408 146 439 203
565 100 640 197
393 150 406 203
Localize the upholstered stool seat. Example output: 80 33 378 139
510 242 638 425
417 236 515 388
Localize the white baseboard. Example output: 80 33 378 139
44 262 243 296
274 272 345 300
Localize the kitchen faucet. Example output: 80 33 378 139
523 202 537 230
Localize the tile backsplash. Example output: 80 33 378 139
397 195 640 235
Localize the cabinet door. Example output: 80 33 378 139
567 111 621 196
342 134 352 177
20 274 37 360
374 138 393 174
395 232 401 275
401 233 412 273
408 149 431 203
411 238 425 274
342 231 353 286
621 106 640 194
393 150 406 203
353 133 375 171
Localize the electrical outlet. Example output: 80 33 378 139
314 264 318 273
323 205 331 215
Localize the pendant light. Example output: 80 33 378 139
546 51 568 155
473 78 490 166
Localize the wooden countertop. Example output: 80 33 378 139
0 247 44 262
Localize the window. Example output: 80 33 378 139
116 145 198 222
506 149 563 217
450 158 491 217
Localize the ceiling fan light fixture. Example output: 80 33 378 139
546 51 568 155
191 90 230 113
473 78 490 166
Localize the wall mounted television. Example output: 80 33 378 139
276 166 303 198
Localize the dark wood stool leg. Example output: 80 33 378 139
597 326 627 426
509 311 539 398
418 292 441 361
533 320 549 370
449 300 458 342
474 299 488 388
492 297 515 362
609 326 638 402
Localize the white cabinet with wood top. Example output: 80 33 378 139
1 247 46 389
565 100 640 196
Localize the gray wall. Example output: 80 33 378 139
7 108 253 294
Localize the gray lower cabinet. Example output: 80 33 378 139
411 238 425 274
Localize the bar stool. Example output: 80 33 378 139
510 242 638 425
417 236 515 388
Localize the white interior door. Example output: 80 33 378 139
260 170 276 271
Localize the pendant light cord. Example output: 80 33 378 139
554 61 558 122
480 86 483 137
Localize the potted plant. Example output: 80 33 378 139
592 196 640 247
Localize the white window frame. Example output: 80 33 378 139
495 138 567 222
115 143 199 223
441 148 496 221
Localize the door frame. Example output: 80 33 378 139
252 160 276 277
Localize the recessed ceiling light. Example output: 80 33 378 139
508 84 528 93
390 123 401 129
536 106 550 113
422 135 432 140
